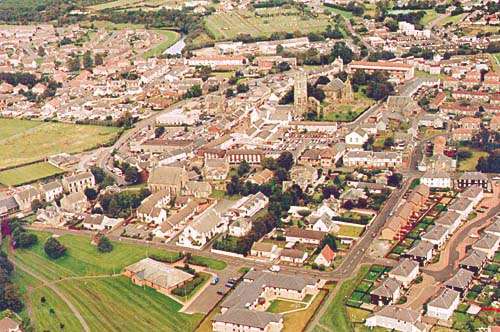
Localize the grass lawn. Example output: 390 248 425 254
458 149 488 171
323 5 353 19
142 29 180 58
438 13 466 27
323 92 374 122
0 119 121 169
316 265 370 331
188 255 227 271
346 307 371 323
267 299 306 313
420 9 438 25
204 8 331 40
173 272 211 302
0 162 64 186
336 225 364 238
12 231 201 331
283 289 327 332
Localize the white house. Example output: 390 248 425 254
228 217 252 237
39 181 64 202
62 171 96 193
82 214 121 231
421 171 452 189
314 245 335 267
421 225 450 249
230 192 269 218
365 306 427 332
426 288 460 321
345 128 369 146
388 259 419 288
177 208 227 248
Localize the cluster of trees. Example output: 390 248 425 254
368 51 395 62
387 11 426 29
66 51 103 72
97 236 113 253
0 72 39 88
91 166 116 190
402 46 434 60
253 0 290 8
97 8 202 34
352 70 394 101
324 2 364 16
0 251 23 313
184 84 202 99
0 0 78 24
44 237 66 259
98 188 151 218
171 273 205 297
113 160 140 184
476 152 500 173
10 219 37 249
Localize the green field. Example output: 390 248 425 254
323 5 353 19
313 265 370 332
336 225 364 238
0 162 64 186
0 119 121 169
438 13 466 27
458 149 488 172
188 255 227 271
143 30 180 58
205 8 331 40
12 232 201 331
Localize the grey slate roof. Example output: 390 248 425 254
213 309 282 329
389 259 419 278
444 268 474 290
371 278 402 298
427 288 460 309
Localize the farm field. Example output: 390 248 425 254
0 119 121 169
204 8 331 40
86 0 186 12
11 231 202 331
0 162 64 186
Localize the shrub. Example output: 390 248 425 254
44 237 66 259
97 236 113 253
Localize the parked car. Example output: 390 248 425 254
211 276 219 285
269 265 280 272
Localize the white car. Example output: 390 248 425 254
269 265 280 272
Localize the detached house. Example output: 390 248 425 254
459 249 488 275
62 171 95 193
314 245 335 267
285 227 326 245
444 268 474 296
136 190 170 225
345 128 369 146
250 242 280 261
178 208 227 249
426 288 461 321
472 233 500 259
82 214 120 231
370 277 402 306
280 248 308 265
404 241 434 266
39 181 63 202
388 259 419 288
365 306 427 332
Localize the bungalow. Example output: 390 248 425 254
365 306 427 332
472 233 500 259
370 278 402 306
459 249 488 275
314 245 335 267
82 214 120 231
388 259 419 288
310 214 338 233
285 227 326 245
404 241 434 266
443 268 474 296
250 242 280 261
177 208 228 249
280 248 308 265
484 217 500 237
434 211 462 234
123 258 194 296
421 225 450 249
447 197 474 220
460 185 483 206
231 192 269 218
426 288 461 321
345 128 369 146
213 309 283 332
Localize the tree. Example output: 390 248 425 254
94 53 104 66
154 126 165 138
31 199 44 212
276 61 291 72
225 88 234 98
185 84 202 98
384 136 395 148
82 50 94 70
97 236 113 253
37 46 46 57
388 173 403 187
237 160 251 176
331 42 353 64
84 188 98 201
66 56 80 72
124 166 139 184
236 83 249 94
277 151 294 171
44 237 67 259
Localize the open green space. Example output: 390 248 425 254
283 289 328 332
204 8 331 40
336 225 364 238
267 299 306 313
458 148 488 172
142 29 180 58
187 255 227 271
323 92 374 122
323 5 353 19
316 265 370 331
0 162 64 186
0 119 121 169
11 231 201 331
438 13 466 27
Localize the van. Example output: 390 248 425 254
269 265 280 272
211 276 219 285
